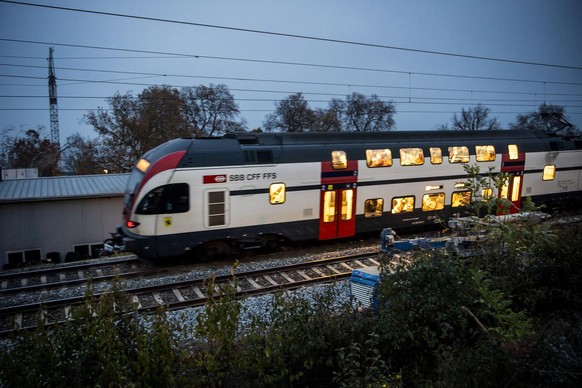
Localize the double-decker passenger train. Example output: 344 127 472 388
120 130 582 260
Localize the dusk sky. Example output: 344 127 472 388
1 0 581 143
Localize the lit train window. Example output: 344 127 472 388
452 191 471 207
332 151 347 169
135 183 189 214
482 188 493 201
508 144 519 160
364 198 383 218
391 196 415 214
323 191 336 222
269 183 286 204
399 148 424 166
543 165 556 181
208 191 226 227
422 193 445 211
366 149 392 167
430 147 442 164
511 176 521 201
500 176 509 199
341 189 354 220
448 146 470 163
476 145 496 162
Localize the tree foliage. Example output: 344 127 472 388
0 127 60 176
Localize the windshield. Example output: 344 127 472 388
124 168 144 209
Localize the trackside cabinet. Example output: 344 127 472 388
350 266 381 311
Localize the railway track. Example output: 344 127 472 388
0 255 144 296
0 252 380 336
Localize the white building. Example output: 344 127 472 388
0 173 129 269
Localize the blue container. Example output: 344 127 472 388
350 266 381 310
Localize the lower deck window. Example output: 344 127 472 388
364 198 384 217
452 191 471 207
391 196 415 214
422 193 445 211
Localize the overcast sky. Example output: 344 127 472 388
1 0 581 144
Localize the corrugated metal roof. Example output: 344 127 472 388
0 173 130 203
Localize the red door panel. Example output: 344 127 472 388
500 152 525 214
319 159 358 240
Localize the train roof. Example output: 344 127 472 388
223 129 548 146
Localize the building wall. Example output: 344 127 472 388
0 196 123 268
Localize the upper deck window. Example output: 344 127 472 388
400 148 424 166
332 151 347 169
476 145 496 162
366 149 392 167
448 146 470 163
430 147 442 164
508 145 519 160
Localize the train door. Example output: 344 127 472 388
319 155 358 240
319 186 357 239
499 144 525 214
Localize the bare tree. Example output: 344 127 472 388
84 85 190 172
510 103 578 136
343 92 395 132
181 84 246 137
263 93 316 132
61 133 104 175
451 104 501 131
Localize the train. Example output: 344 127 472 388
120 130 582 261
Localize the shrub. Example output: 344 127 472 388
0 280 188 387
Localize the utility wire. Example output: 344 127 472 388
2 62 582 93
0 38 580 88
2 0 581 71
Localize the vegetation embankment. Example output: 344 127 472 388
1 217 581 387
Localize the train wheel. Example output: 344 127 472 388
198 240 234 259
259 235 284 253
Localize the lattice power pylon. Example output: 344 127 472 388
48 47 60 148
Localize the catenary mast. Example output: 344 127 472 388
48 47 60 148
